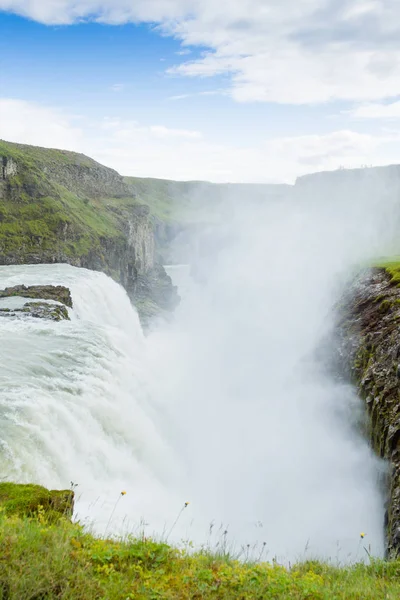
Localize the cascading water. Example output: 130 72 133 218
0 264 184 539
1 174 399 562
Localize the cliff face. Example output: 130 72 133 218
0 140 179 325
337 266 400 557
39 156 130 199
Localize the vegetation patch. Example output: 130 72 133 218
1 511 400 599
0 140 137 268
375 259 400 285
0 483 74 521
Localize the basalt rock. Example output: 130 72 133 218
0 285 72 307
0 301 70 321
336 267 400 557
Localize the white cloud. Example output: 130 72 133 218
349 101 400 119
168 94 192 101
110 83 125 92
167 90 225 101
343 0 382 20
1 97 399 183
0 0 192 24
2 1 400 104
149 125 202 139
0 98 83 149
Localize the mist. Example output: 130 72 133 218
1 168 399 565
145 169 400 562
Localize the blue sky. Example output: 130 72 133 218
1 1 400 182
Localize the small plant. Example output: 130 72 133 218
104 491 127 537
166 501 190 542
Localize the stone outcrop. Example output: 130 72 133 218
0 301 70 321
1 156 17 180
336 267 400 557
0 285 72 321
39 152 131 199
0 284 72 307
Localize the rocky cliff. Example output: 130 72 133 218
337 264 400 557
0 140 179 326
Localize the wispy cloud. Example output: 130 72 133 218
168 94 192 101
348 101 400 119
149 125 202 139
167 90 226 101
110 83 124 92
0 98 83 149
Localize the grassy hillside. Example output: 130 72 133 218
0 139 290 266
0 481 395 600
0 140 96 169
0 140 183 321
0 140 142 269
1 512 399 599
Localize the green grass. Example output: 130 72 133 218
0 140 203 230
0 188 125 262
372 257 400 285
0 139 97 169
1 513 400 599
0 483 73 521
0 140 133 265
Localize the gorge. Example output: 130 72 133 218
2 139 400 564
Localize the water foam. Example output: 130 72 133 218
0 264 184 538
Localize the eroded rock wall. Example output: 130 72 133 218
337 268 400 556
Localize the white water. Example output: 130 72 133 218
0 264 184 539
0 177 399 562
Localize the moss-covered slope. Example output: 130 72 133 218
0 139 134 267
0 483 74 520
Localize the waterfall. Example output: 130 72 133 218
0 264 183 539
0 170 395 568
